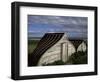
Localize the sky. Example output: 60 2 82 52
28 15 88 39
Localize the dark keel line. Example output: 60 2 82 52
28 33 64 66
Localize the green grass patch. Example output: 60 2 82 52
42 60 66 66
67 51 88 64
28 40 39 54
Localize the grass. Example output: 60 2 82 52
67 51 88 64
42 60 66 66
28 40 39 54
42 51 87 66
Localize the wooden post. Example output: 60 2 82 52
61 43 67 62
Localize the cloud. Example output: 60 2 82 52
28 15 88 39
28 15 87 26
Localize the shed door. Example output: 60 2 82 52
61 43 68 62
